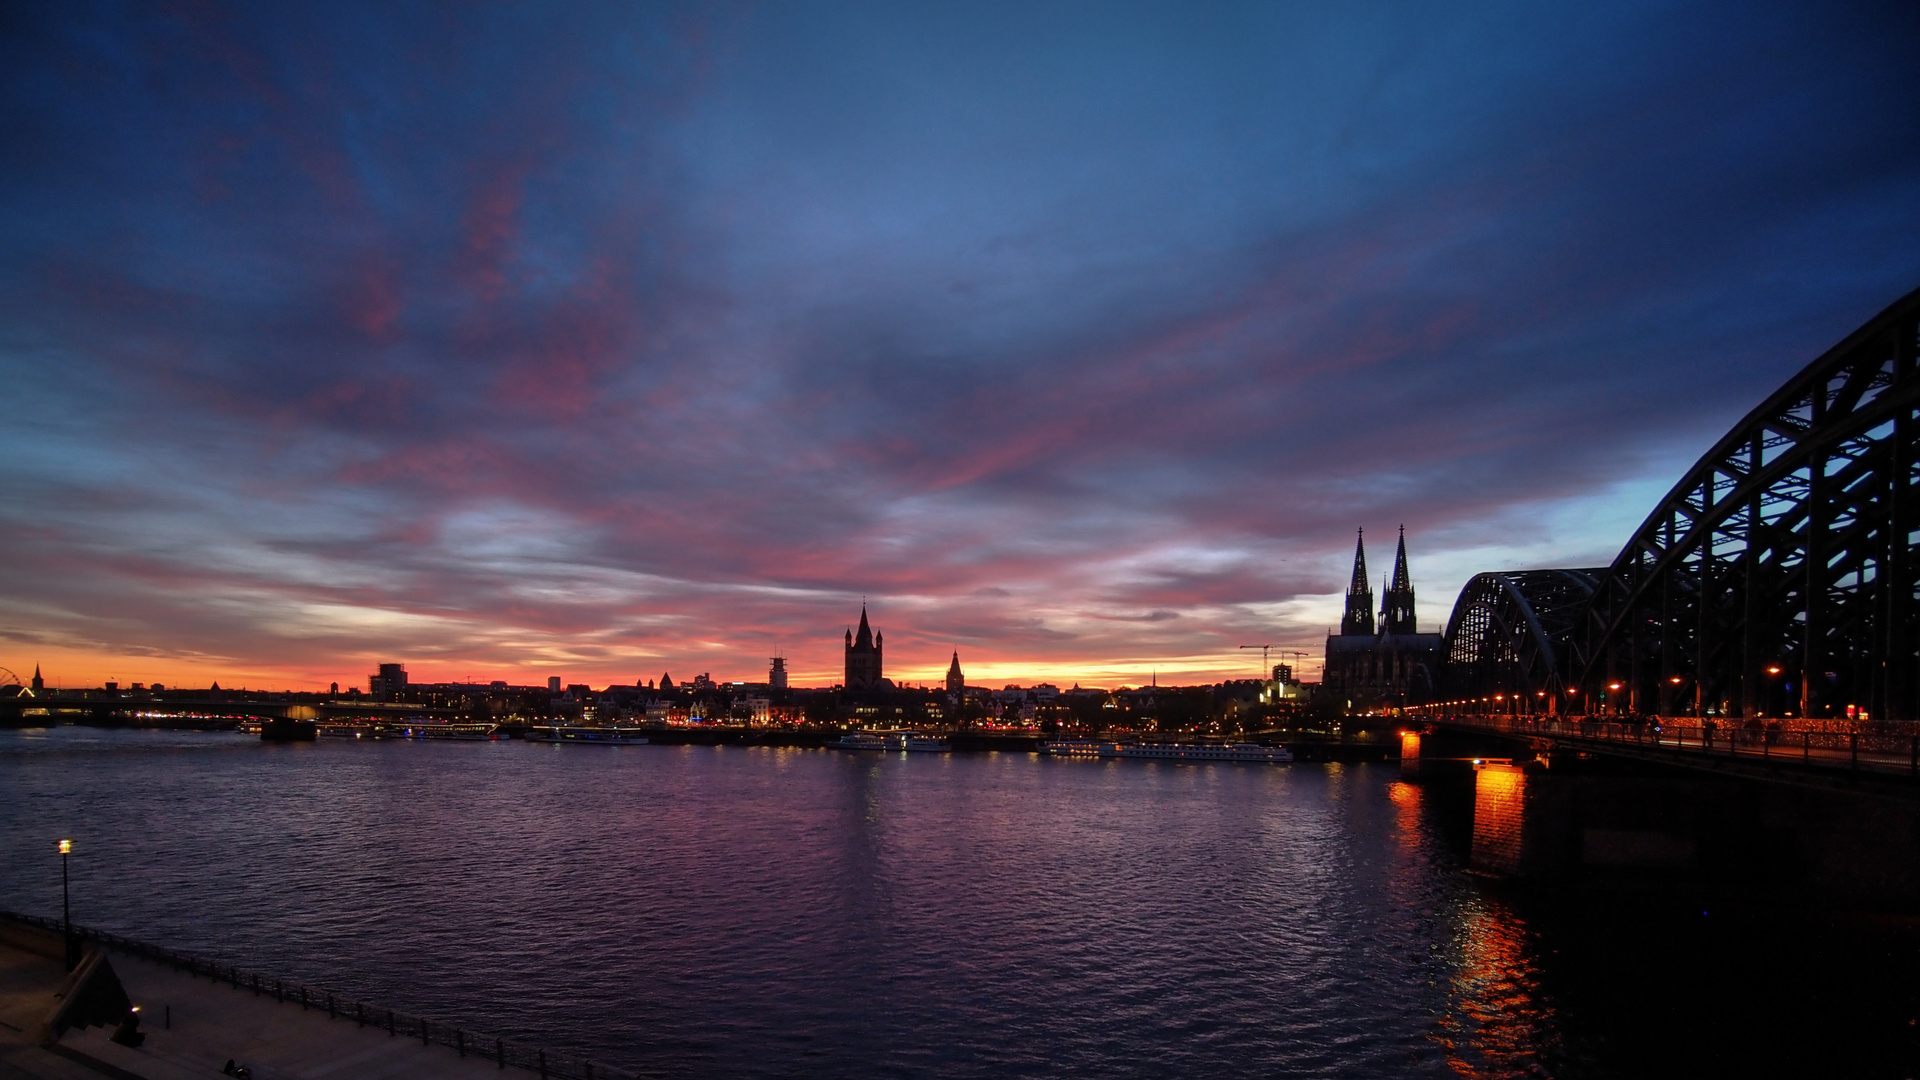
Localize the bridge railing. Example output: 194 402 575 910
1434 716 1920 776
0 909 633 1080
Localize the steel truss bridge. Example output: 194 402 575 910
1439 286 1920 722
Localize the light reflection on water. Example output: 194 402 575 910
0 728 1911 1078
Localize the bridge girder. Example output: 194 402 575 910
1442 568 1602 702
1574 287 1920 720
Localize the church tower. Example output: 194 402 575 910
845 606 884 691
1381 525 1417 635
30 665 43 693
1340 529 1375 636
946 651 964 695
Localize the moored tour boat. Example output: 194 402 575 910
1042 740 1292 764
396 722 499 741
830 731 891 751
887 732 950 753
524 726 649 745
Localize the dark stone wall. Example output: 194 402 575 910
1467 756 1920 911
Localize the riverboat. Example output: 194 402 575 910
259 717 317 742
887 733 950 753
1042 741 1293 764
524 726 649 745
830 731 892 751
393 722 499 741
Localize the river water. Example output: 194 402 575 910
0 728 1912 1078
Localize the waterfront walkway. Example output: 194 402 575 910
0 924 523 1080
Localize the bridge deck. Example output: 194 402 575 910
1431 716 1920 797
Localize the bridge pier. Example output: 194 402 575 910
1459 748 1920 910
1469 761 1532 875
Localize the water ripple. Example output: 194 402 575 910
3 729 1913 1078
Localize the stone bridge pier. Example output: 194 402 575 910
1454 750 1920 911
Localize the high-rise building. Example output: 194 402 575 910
548 676 562 693
369 663 408 701
770 655 788 690
946 651 964 695
844 606 884 691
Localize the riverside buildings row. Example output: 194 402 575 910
7 531 1443 728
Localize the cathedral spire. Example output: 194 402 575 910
1340 528 1375 636
946 650 964 695
1381 525 1417 635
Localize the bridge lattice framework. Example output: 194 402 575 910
1439 287 1920 722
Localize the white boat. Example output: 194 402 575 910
524 726 650 745
890 733 950 752
393 723 499 741
1043 740 1292 763
831 731 891 751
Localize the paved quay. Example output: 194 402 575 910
0 923 532 1080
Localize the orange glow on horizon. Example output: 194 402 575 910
5 646 1327 694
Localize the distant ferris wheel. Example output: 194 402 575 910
0 667 21 688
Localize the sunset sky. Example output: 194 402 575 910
3 2 1918 691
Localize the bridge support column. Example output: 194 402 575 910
1470 761 1545 876
1399 731 1422 779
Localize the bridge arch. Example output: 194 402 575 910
1576 287 1920 720
1442 569 1601 707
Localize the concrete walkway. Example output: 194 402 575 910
0 926 521 1080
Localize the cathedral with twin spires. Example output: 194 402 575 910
1322 526 1443 707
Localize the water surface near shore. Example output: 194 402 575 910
0 727 1911 1078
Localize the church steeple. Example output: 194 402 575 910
30 665 43 693
1340 528 1375 636
845 604 884 691
946 651 964 695
1381 525 1417 635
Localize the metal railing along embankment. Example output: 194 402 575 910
0 909 634 1080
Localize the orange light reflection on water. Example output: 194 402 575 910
1431 897 1559 1077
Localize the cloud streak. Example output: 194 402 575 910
2 1 1917 689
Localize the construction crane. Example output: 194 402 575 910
1282 650 1310 682
1239 645 1277 681
1240 645 1319 683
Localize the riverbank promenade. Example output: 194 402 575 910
0 922 518 1080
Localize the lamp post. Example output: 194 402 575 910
58 838 73 971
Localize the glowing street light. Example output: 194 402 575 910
57 839 74 971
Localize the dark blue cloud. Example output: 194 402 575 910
1 1 1916 688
